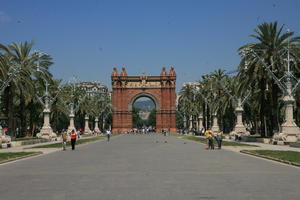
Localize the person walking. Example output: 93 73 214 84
61 129 68 151
69 129 77 150
163 129 167 136
106 129 111 142
205 128 214 150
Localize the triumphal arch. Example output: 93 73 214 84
111 67 177 133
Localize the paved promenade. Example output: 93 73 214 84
0 134 299 200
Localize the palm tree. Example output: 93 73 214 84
237 21 300 136
0 41 53 136
178 83 197 130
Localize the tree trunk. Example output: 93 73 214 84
29 100 34 136
206 104 210 129
260 77 266 137
5 85 14 136
202 102 206 130
271 81 279 135
19 92 26 137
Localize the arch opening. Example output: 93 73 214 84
132 96 156 130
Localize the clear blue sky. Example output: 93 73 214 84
1 0 300 91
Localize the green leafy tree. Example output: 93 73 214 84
238 21 300 136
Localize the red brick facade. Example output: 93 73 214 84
111 67 177 133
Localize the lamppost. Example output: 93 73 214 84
246 32 300 143
94 116 100 135
220 83 252 138
64 78 88 134
96 101 112 134
0 64 20 146
195 84 208 131
67 102 76 133
210 92 220 134
35 54 62 139
84 114 92 135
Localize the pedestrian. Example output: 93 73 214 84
205 128 214 150
163 129 167 136
216 131 223 149
69 129 77 150
106 129 111 142
77 129 81 139
61 129 68 151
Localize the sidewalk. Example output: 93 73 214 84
0 135 99 155
192 135 300 152
222 139 300 152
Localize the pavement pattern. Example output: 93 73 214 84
0 134 299 200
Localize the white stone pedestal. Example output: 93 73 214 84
198 114 203 131
94 117 101 134
37 108 56 139
211 112 220 134
84 115 92 135
273 92 300 143
189 115 193 130
0 126 11 147
67 113 76 133
183 116 187 131
189 115 193 135
230 106 249 138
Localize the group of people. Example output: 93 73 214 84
127 128 155 134
61 129 78 151
61 129 80 151
204 128 223 150
60 129 112 151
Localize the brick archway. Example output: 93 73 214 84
111 67 177 133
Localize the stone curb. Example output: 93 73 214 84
176 136 257 147
25 134 122 150
240 150 300 167
0 152 43 165
25 137 105 149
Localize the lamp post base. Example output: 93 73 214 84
37 126 57 140
273 123 300 143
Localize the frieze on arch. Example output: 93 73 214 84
111 67 177 133
111 67 176 89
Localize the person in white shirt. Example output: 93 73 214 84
106 129 111 142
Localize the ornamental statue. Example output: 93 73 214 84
112 67 118 76
120 67 127 76
169 67 176 76
160 67 167 76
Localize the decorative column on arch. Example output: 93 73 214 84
84 115 92 135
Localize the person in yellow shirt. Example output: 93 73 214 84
204 128 214 150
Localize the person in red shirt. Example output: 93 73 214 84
69 129 77 150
